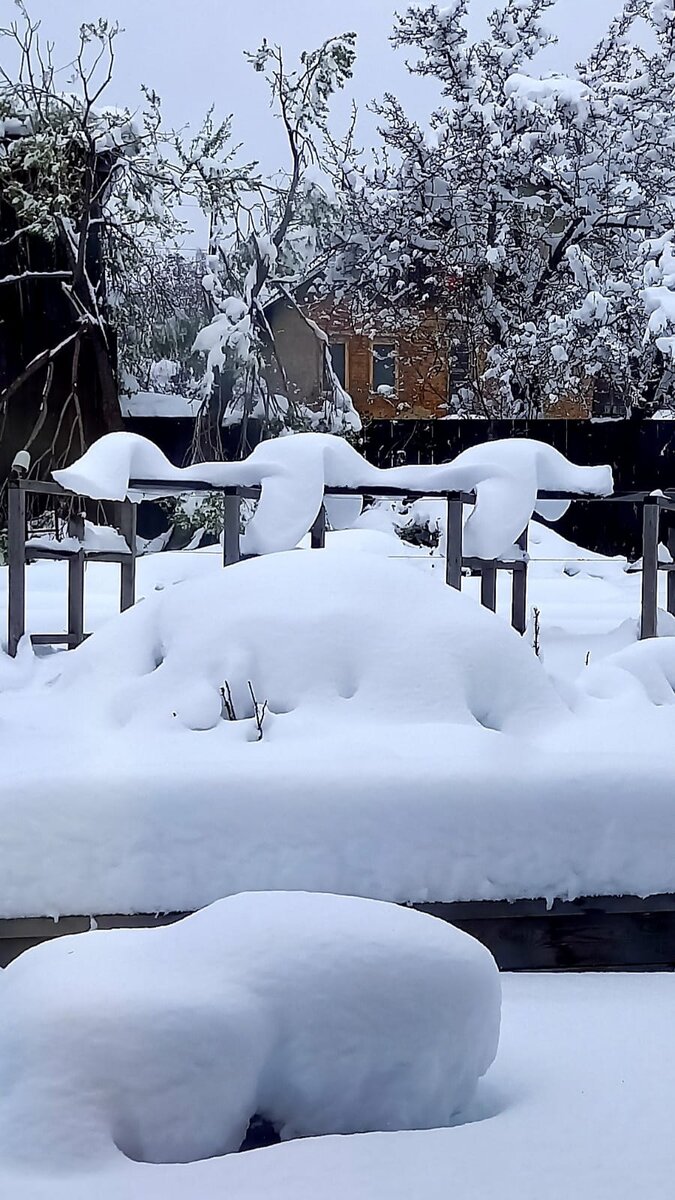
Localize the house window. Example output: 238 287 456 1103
372 342 397 394
449 343 470 396
328 341 348 390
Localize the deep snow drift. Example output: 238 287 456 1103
4 530 675 916
0 893 500 1166
0 972 671 1200
54 430 612 558
32 541 565 736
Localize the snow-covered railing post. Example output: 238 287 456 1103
511 529 529 636
7 477 27 658
310 505 327 550
480 565 498 613
222 490 241 567
66 511 85 650
118 502 137 613
668 523 675 621
445 497 463 590
640 497 660 640
6 478 138 656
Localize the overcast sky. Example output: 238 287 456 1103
3 0 623 246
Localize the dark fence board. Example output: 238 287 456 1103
4 897 675 971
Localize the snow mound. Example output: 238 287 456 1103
44 547 566 734
582 635 675 706
53 430 612 559
0 893 501 1168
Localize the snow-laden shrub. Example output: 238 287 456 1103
0 892 501 1167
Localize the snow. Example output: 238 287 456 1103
26 521 131 556
120 390 202 418
15 544 563 735
504 72 593 117
54 431 612 559
3 518 675 917
0 971 671 1199
0 893 500 1167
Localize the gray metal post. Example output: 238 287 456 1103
223 491 241 566
310 504 327 549
640 497 660 640
7 481 27 657
119 500 137 612
67 512 85 648
511 528 528 634
445 498 463 590
480 564 498 612
667 521 675 619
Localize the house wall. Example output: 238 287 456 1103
263 299 324 406
304 299 449 420
263 294 595 421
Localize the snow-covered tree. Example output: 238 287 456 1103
117 250 209 399
191 34 361 459
327 0 675 417
0 4 248 489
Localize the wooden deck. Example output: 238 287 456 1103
2 895 675 971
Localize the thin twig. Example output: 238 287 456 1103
220 681 237 721
248 681 268 741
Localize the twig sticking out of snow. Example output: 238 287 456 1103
532 607 542 658
220 681 237 722
248 681 268 741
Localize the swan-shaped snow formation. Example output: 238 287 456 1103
54 431 612 559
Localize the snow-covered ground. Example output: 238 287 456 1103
1 969 671 1200
2 431 674 1200
2 511 675 918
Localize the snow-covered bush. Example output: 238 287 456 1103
0 892 500 1166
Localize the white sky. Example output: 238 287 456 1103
2 0 623 246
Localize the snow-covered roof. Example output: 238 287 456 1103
120 391 202 419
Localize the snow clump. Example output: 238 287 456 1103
0 892 501 1168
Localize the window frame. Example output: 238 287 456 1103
370 340 398 396
328 338 350 392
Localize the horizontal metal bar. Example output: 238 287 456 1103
130 479 645 504
29 633 83 645
13 477 675 506
463 557 525 572
26 547 132 563
130 479 478 501
12 479 69 496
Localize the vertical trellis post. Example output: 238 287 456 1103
67 511 85 649
480 565 498 612
667 519 675 619
223 490 241 566
7 480 27 658
119 500 137 612
640 497 660 640
445 496 463 590
511 528 529 635
310 504 327 549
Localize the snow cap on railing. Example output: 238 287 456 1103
54 431 613 560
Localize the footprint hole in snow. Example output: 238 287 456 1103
337 679 358 700
470 709 502 732
238 1113 281 1153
